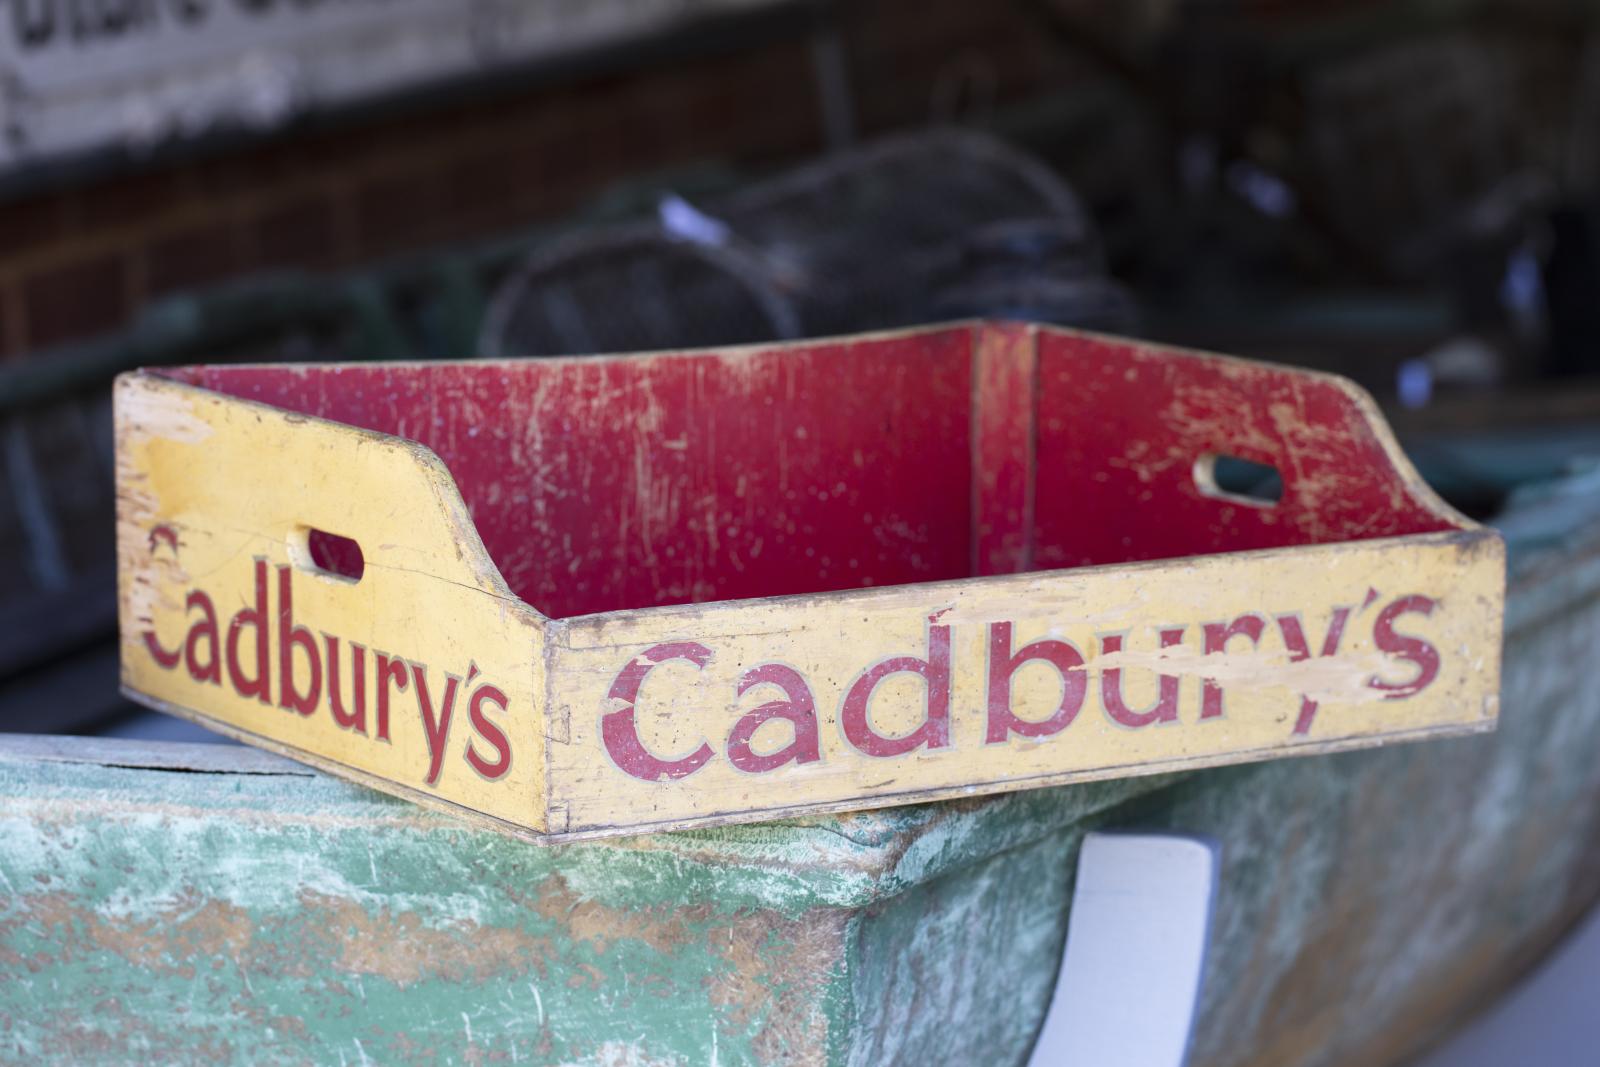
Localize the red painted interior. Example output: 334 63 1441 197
159 323 1458 619
1030 329 1455 568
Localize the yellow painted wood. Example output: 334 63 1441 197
114 357 1504 841
116 376 548 833
549 530 1501 834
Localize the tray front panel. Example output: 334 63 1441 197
548 531 1503 835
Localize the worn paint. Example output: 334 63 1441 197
0 734 1156 1066
114 323 1504 839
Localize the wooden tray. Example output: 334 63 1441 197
114 322 1504 839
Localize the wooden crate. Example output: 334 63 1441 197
114 322 1503 838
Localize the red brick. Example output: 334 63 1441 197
442 149 540 238
0 296 15 360
353 167 448 258
0 195 68 260
144 219 243 297
21 254 129 349
191 141 320 198
252 193 339 270
72 167 189 233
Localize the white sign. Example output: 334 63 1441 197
1030 833 1218 1067
0 0 786 168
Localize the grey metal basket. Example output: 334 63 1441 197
480 128 1134 356
480 226 801 359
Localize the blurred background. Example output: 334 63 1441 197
9 0 1600 738
1 0 1598 1061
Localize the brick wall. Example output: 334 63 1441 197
0 0 1057 362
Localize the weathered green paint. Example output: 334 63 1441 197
0 735 1158 1065
2 469 1597 1066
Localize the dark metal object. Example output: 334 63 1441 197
480 129 1137 356
1296 31 1550 278
0 273 409 416
481 229 801 358
713 128 1132 336
926 219 1137 329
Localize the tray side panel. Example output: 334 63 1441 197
114 374 549 832
547 530 1503 835
1032 329 1463 568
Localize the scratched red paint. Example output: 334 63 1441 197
1032 330 1452 565
160 324 1452 621
166 331 972 618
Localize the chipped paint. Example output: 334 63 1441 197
0 734 1153 1066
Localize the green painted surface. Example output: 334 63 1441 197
0 738 1158 1065
844 830 1087 1067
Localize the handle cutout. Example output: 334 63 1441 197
300 528 365 582
1194 454 1283 507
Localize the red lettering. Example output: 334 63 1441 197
225 559 271 704
144 628 182 670
1100 627 1185 727
985 622 1086 743
148 526 179 555
276 566 321 716
1370 595 1441 698
1277 607 1353 735
842 623 951 757
183 590 221 684
602 642 716 782
141 526 183 668
1200 614 1266 720
411 664 461 787
727 664 820 773
325 635 367 733
465 684 512 780
375 653 408 742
